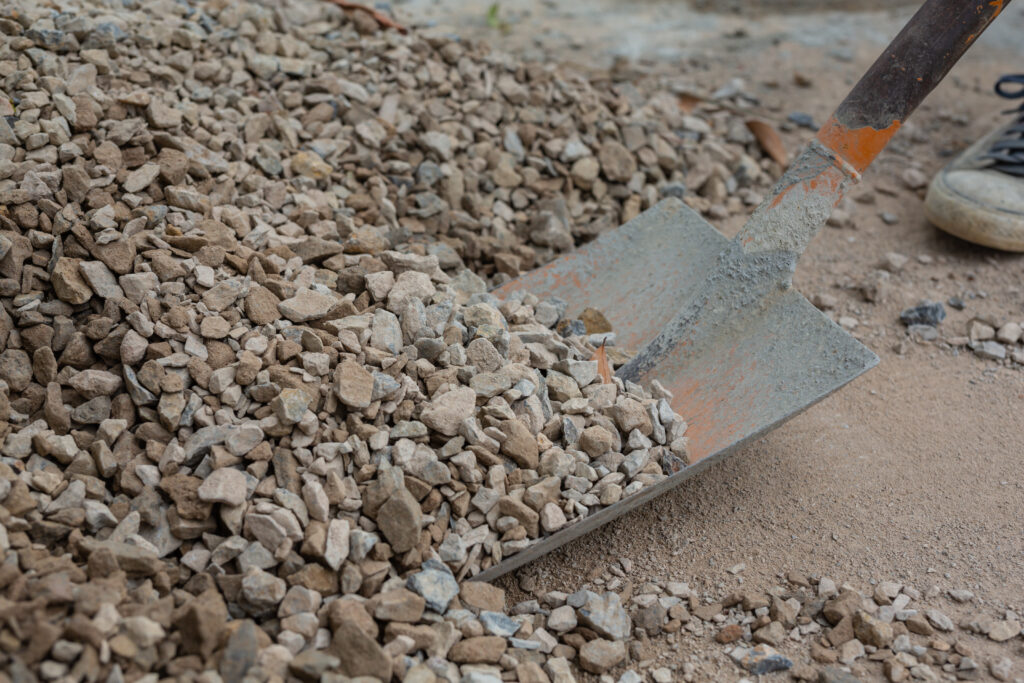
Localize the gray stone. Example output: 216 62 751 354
573 591 632 640
278 288 336 322
370 308 402 353
421 386 477 436
78 261 124 298
197 468 248 506
239 568 287 617
925 609 954 632
480 611 520 637
407 560 460 613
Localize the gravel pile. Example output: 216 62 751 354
0 0 777 282
0 0 768 679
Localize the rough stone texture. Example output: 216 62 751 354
575 591 633 640
197 468 248 506
51 257 93 304
4 3 1009 683
579 638 627 673
334 359 374 409
500 418 540 469
278 288 337 322
420 386 477 436
460 582 506 613
448 636 508 663
329 619 392 680
376 488 423 553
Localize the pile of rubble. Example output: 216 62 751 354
0 0 768 678
0 0 1018 675
0 0 778 282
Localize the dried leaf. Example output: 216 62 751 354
746 119 788 167
592 343 613 384
677 93 703 114
320 0 408 34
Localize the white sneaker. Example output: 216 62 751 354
925 75 1024 252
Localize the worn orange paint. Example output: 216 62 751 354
666 346 758 462
765 160 845 214
966 0 1007 43
816 115 902 174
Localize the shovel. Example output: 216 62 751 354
475 0 1009 581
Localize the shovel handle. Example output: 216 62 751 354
819 0 1009 173
737 0 1009 258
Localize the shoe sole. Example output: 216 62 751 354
925 167 1024 252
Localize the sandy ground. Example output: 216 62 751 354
395 0 1024 679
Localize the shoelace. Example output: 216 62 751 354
982 74 1024 177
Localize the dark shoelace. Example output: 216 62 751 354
983 74 1024 177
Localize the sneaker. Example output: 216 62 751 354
924 74 1024 251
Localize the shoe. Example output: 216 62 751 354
924 74 1024 252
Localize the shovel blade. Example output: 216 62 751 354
477 198 877 581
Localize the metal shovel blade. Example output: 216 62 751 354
475 198 878 581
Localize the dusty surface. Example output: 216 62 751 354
1 0 1021 679
400 0 1022 68
400 0 1024 678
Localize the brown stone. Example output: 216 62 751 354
597 139 637 183
517 661 551 683
244 284 282 325
329 618 392 681
373 589 426 623
460 582 506 612
173 588 229 658
286 563 339 595
497 496 540 538
158 473 213 520
44 382 70 434
158 147 188 185
853 610 893 648
22 324 54 356
499 418 539 469
693 603 723 621
905 614 934 636
377 488 423 553
384 622 442 655
448 636 507 664
753 620 785 647
32 347 58 386
823 590 861 625
328 597 379 639
0 349 31 392
63 165 92 202
810 640 839 664
334 358 374 409
827 615 855 647
579 638 626 673
717 623 744 643
580 307 613 334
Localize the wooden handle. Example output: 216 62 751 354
818 0 1010 173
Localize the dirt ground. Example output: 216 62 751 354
398 1 1024 679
